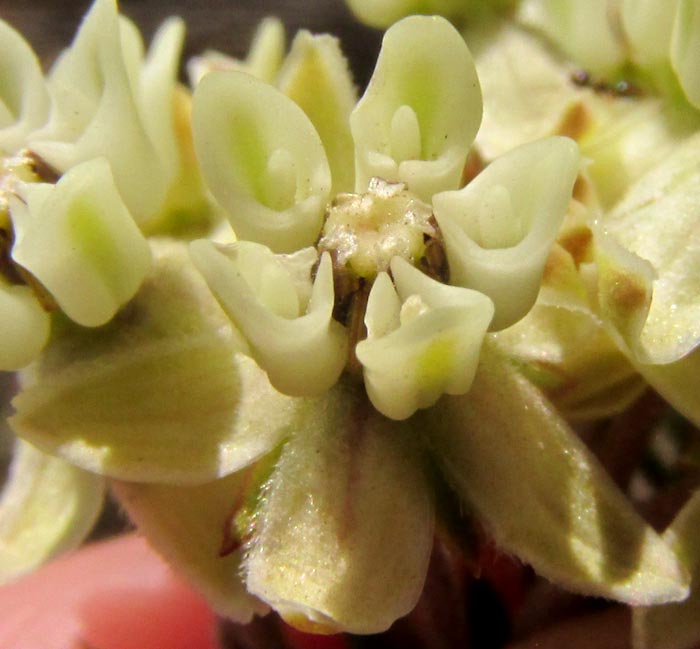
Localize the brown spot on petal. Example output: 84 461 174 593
572 174 595 206
558 224 593 266
25 150 61 184
461 148 485 186
542 244 573 286
607 270 650 313
556 102 591 141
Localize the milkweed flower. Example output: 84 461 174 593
344 3 700 647
518 0 700 108
0 0 201 370
2 9 692 638
0 0 209 582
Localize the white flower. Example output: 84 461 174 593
190 16 581 419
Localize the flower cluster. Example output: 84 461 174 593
1 0 700 645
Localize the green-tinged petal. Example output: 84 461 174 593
517 0 626 75
118 16 145 97
350 15 481 200
496 302 645 421
495 233 645 420
599 131 700 363
278 31 357 195
0 280 50 371
636 348 700 427
356 260 493 420
244 382 434 634
10 241 300 485
622 0 678 64
433 136 580 330
345 0 464 28
138 16 185 190
633 492 700 649
424 339 689 605
0 19 49 154
10 158 151 327
595 229 656 365
245 17 286 83
145 85 215 238
0 439 104 583
580 96 698 209
113 468 270 623
28 0 172 224
187 18 285 87
193 70 331 253
190 239 347 397
470 24 588 161
671 0 700 108
510 309 645 421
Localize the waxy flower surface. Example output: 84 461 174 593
0 1 695 641
349 4 700 647
0 0 209 580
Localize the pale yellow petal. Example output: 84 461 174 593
434 136 580 330
29 0 171 224
518 0 626 75
113 468 270 622
0 280 50 371
425 340 689 605
599 131 700 363
671 0 700 108
0 19 49 153
278 31 357 195
192 70 331 253
633 492 700 649
245 382 434 634
11 158 151 327
11 241 300 485
350 15 481 200
0 439 104 583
